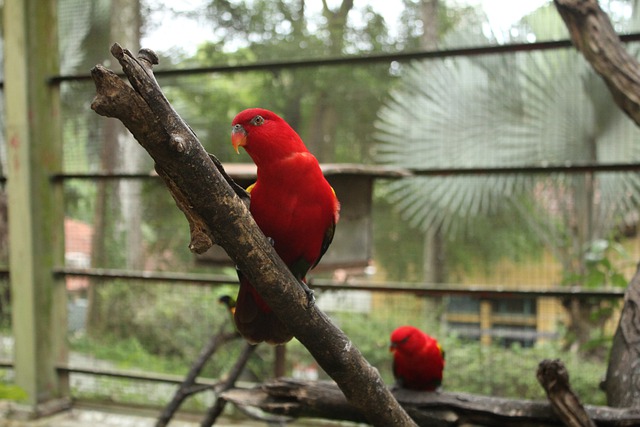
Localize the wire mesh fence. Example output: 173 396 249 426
53 31 640 410
4 0 640 419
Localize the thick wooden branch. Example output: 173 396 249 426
554 0 640 126
537 359 596 427
221 378 640 427
603 263 640 408
90 44 416 427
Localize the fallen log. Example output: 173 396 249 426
221 378 640 427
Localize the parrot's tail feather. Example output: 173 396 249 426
234 280 293 345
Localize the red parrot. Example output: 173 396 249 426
231 108 340 345
390 326 445 391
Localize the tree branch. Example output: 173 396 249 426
90 43 416 427
554 0 640 126
156 324 240 427
221 378 640 427
200 342 257 427
537 359 596 427
603 263 640 407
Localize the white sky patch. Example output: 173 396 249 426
142 0 216 54
470 0 549 30
143 0 550 55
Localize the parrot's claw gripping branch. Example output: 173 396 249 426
299 281 315 308
90 44 418 427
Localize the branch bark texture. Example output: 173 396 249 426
90 44 416 427
554 0 640 126
603 264 640 408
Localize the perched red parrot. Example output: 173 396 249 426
390 326 445 391
231 108 340 345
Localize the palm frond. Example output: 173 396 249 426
375 4 640 248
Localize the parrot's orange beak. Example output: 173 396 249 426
232 125 247 154
389 343 396 352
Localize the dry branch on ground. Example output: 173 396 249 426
221 377 640 427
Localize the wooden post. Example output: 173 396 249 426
479 299 492 345
4 0 68 414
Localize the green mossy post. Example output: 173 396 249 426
4 0 68 414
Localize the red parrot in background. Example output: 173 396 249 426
231 108 340 345
390 326 445 391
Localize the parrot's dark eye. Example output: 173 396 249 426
251 115 265 126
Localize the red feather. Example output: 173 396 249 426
231 108 339 345
390 326 445 391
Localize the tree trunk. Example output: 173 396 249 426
603 263 640 408
112 0 144 270
420 0 439 50
87 0 142 335
86 117 120 335
305 0 355 161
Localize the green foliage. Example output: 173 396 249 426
372 192 425 281
84 280 242 375
72 291 609 407
441 337 608 405
139 179 203 269
557 237 630 357
70 335 187 374
562 238 631 289
444 207 545 279
373 185 544 282
0 375 27 402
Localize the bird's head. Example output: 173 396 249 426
231 108 307 166
218 295 236 315
390 325 427 354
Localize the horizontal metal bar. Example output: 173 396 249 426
54 267 237 286
1 352 223 389
56 364 217 386
408 162 640 176
49 162 640 182
50 172 159 182
43 33 640 85
54 267 625 299
310 278 626 299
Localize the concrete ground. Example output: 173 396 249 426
1 409 196 427
0 402 261 427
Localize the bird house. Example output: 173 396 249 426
196 163 406 273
